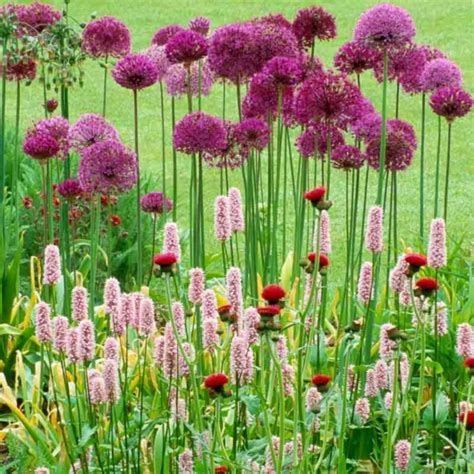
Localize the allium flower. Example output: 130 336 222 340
230 335 253 384
72 286 88 322
138 297 156 337
57 179 83 200
374 359 389 390
178 448 194 474
306 387 322 413
292 6 337 48
53 316 68 352
2 54 37 82
43 244 61 285
172 302 186 337
380 323 397 360
79 140 137 195
165 30 208 65
164 60 214 97
214 196 231 241
81 16 131 58
365 206 384 252
334 40 380 75
364 369 379 398
189 16 211 36
226 267 243 318
228 187 245 233
45 98 58 113
352 112 381 142
79 319 96 361
456 323 474 358
355 397 370 424
142 45 171 81
353 4 415 49
357 262 373 305
262 56 304 86
66 328 81 364
394 440 411 471
17 2 61 35
34 117 69 160
296 123 344 159
140 191 173 215
35 302 52 343
428 218 447 269
188 268 205 305
152 25 185 46
429 86 473 122
112 53 159 90
331 144 365 170
104 337 119 361
173 112 227 156
69 114 119 152
234 118 270 151
23 131 59 161
366 119 417 171
421 58 462 92
163 222 181 263
103 359 120 402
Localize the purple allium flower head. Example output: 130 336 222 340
173 112 227 155
43 244 61 285
23 130 60 161
151 25 185 47
45 98 58 113
226 267 243 319
430 86 473 122
230 334 253 384
394 440 411 471
189 16 211 36
164 60 214 97
104 337 119 361
69 114 119 153
53 316 68 352
66 328 81 364
139 297 156 337
214 195 231 241
188 267 205 305
72 286 88 322
421 58 462 92
366 119 417 172
456 323 473 358
112 53 159 90
262 56 304 86
353 4 415 50
202 289 218 321
364 368 379 398
428 218 447 269
35 302 52 343
81 16 131 59
306 387 322 413
140 191 173 214
103 359 120 402
79 319 96 361
104 277 121 315
35 117 70 160
258 13 293 31
357 262 373 305
78 140 137 195
2 54 37 82
292 6 337 48
365 206 384 253
178 448 194 474
355 397 370 424
17 2 61 35
295 123 344 159
351 112 381 143
317 210 332 255
294 70 363 129
57 178 83 200
172 301 186 337
142 45 171 81
228 187 245 233
165 30 207 65
334 40 381 75
163 222 181 263
331 144 365 170
153 335 165 367
234 118 270 151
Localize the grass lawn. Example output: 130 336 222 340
6 0 474 278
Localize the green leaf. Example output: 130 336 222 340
308 334 328 371
0 324 22 336
241 393 261 416
423 394 449 428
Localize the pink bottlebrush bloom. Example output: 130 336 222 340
399 284 411 306
435 302 448 336
89 373 107 405
104 277 121 315
172 302 186 337
111 307 125 336
163 222 181 263
347 365 355 392
202 317 219 354
357 262 373 305
394 439 411 471
319 210 332 254
178 448 194 474
230 335 253 384
374 359 389 390
66 328 81 364
365 206 384 253
399 352 410 391
243 307 260 345
72 286 88 321
188 268 205 305
170 393 188 423
120 293 135 326
153 335 166 367
456 323 474 358
163 322 178 378
389 255 408 293
138 297 156 337
104 337 119 361
53 316 68 352
364 368 379 398
226 267 243 318
79 319 95 361
384 392 393 410
130 292 144 329
35 302 52 343
179 342 195 377
427 218 447 269
276 335 289 362
103 359 120 402
282 363 295 397
380 323 397 360
201 289 218 320
214 195 231 241
306 387 322 413
304 273 313 306
43 244 61 285
228 187 245 233
355 398 370 424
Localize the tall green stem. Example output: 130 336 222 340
434 115 442 217
133 90 143 286
376 50 388 205
443 123 452 222
419 93 426 239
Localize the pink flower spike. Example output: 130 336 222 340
153 335 165 367
35 302 52 343
355 397 370 425
72 286 88 321
306 387 322 413
163 222 181 263
188 267 205 305
427 218 447 269
53 316 68 352
66 328 81 364
104 277 121 315
357 262 373 305
394 439 411 471
214 195 231 241
456 323 474 358
202 289 218 320
228 187 245 233
103 359 120 402
79 319 96 361
104 337 120 362
365 206 383 253
138 297 156 337
172 301 186 337
226 267 243 319
318 210 331 254
43 244 61 285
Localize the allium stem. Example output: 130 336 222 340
159 81 166 199
147 216 157 285
133 89 143 285
171 97 177 221
434 115 442 217
46 160 54 243
0 36 8 213
443 122 452 222
419 93 426 239
88 197 101 321
102 55 108 117
376 49 388 205
12 81 21 238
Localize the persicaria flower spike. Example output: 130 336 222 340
226 267 243 319
43 244 61 285
53 316 68 352
394 440 411 471
456 324 473 358
72 286 88 321
139 297 156 337
79 319 96 362
163 222 181 263
103 359 120 402
357 262 373 305
365 206 383 252
318 210 332 254
428 218 447 269
104 337 120 362
35 302 52 343
228 187 245 233
214 196 231 241
188 268 205 305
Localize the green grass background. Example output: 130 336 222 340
6 0 474 277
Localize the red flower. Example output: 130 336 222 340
204 373 229 390
415 277 438 291
464 357 474 368
215 467 228 474
459 410 474 430
100 194 109 206
308 252 330 267
311 374 331 386
217 304 232 314
304 186 326 204
261 284 286 303
22 196 33 209
405 253 427 268
257 305 281 316
110 214 121 226
45 98 58 113
153 252 177 266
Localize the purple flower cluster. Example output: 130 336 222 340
421 58 462 92
112 53 159 90
58 178 83 200
262 56 304 86
140 192 173 214
189 16 211 36
69 114 119 153
82 16 131 58
151 25 185 47
165 30 208 65
429 86 473 122
296 123 344 159
16 2 61 35
142 45 171 81
2 54 37 82
334 40 381 75
23 131 60 161
234 118 270 152
164 61 214 97
331 144 365 170
292 6 337 48
35 117 70 160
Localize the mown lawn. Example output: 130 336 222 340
6 0 474 277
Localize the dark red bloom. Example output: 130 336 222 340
204 373 229 390
45 98 58 113
22 196 33 209
308 253 330 268
459 411 474 430
415 277 438 291
257 306 281 316
304 186 326 204
153 252 177 266
312 374 331 386
405 253 427 268
218 304 232 314
215 467 228 474
464 357 474 368
110 214 121 226
261 284 286 304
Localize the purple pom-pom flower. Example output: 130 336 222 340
82 16 131 58
112 53 159 90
